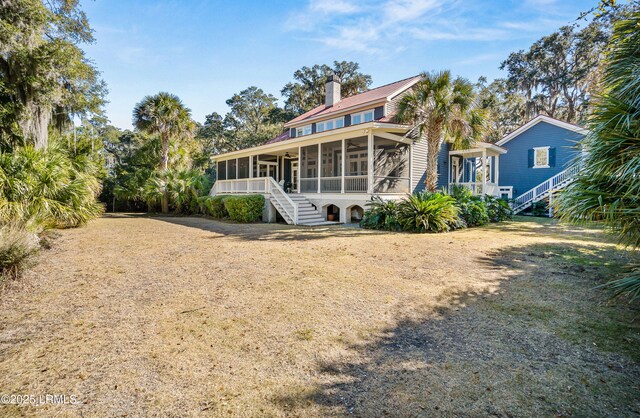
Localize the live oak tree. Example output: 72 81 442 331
500 22 608 124
281 61 372 115
0 0 106 149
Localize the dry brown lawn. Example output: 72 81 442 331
0 214 638 417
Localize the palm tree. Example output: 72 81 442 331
396 71 486 192
556 11 640 301
132 92 195 213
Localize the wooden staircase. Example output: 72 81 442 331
511 165 579 214
270 195 336 226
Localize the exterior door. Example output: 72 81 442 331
259 163 277 179
291 161 298 192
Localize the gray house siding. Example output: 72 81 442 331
498 121 584 197
411 139 428 193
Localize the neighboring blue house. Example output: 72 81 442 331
440 115 588 213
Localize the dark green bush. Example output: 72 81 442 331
449 185 489 227
223 195 264 223
360 197 401 231
532 200 549 217
199 196 228 219
485 196 513 222
397 192 460 233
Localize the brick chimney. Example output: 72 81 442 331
325 75 341 107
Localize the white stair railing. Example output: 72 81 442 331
511 165 580 214
209 177 299 224
266 177 298 225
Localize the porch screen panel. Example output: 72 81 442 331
321 140 342 192
373 137 409 194
344 136 368 193
227 159 237 180
237 157 250 179
300 145 318 193
217 161 227 181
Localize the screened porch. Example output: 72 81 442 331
214 132 411 196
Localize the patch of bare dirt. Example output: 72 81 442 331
0 215 637 417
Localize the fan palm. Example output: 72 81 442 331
556 11 640 301
132 92 195 213
396 71 486 192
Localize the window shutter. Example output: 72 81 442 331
527 149 534 168
549 147 556 167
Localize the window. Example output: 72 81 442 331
296 124 312 137
316 117 345 133
533 146 550 168
351 110 374 125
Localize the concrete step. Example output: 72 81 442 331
299 221 341 226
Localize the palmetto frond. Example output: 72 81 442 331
395 70 487 191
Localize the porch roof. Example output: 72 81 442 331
213 121 410 161
448 142 507 157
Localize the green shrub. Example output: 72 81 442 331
0 145 104 231
485 196 513 222
360 197 401 231
532 201 549 217
0 227 40 281
449 185 488 227
223 195 264 223
199 195 228 219
397 192 460 233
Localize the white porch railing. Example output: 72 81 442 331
449 182 500 196
210 177 299 224
345 175 368 193
321 176 341 192
511 164 580 214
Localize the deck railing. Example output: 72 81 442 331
449 182 500 196
210 177 298 224
321 176 341 192
345 175 368 193
511 164 579 213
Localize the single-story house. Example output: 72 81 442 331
211 75 588 225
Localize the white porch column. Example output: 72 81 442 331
317 143 321 194
298 147 302 193
367 130 374 194
481 149 487 195
341 138 345 193
236 158 239 179
495 154 499 186
249 155 253 178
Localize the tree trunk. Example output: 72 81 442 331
161 192 169 214
425 125 442 192
160 132 170 214
19 100 51 149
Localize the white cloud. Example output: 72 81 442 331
286 0 562 54
309 0 359 14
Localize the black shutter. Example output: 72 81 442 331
528 149 534 168
549 147 556 167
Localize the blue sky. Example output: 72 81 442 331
82 0 596 129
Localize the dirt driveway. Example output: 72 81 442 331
0 215 638 417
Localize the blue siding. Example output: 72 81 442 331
498 121 584 196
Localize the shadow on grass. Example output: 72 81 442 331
123 214 388 242
273 241 640 417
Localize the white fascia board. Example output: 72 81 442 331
213 122 410 161
496 115 589 146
